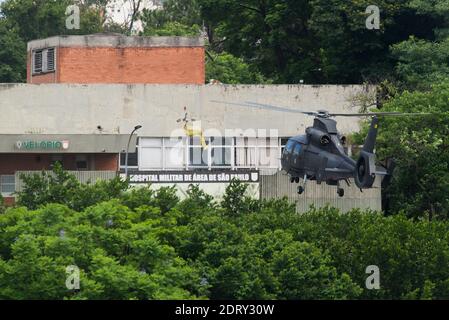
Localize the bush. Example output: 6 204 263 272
16 163 129 211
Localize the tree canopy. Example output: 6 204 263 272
0 173 448 299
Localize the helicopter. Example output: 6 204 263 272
212 100 427 197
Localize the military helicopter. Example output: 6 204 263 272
213 100 427 197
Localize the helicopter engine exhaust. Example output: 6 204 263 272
355 151 376 188
354 117 379 189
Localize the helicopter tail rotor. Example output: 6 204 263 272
354 117 379 189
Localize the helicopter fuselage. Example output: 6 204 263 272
281 117 356 187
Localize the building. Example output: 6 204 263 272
27 34 205 84
105 0 162 33
0 34 381 211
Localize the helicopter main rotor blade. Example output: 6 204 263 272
211 100 435 118
211 100 317 116
328 112 432 117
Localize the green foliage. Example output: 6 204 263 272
0 201 202 299
199 0 319 83
0 194 6 214
141 0 201 36
308 0 438 84
16 162 129 211
3 172 449 299
392 36 449 90
375 81 449 220
198 0 444 84
206 51 270 84
221 179 259 217
0 20 26 82
143 21 201 36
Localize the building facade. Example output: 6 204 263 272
0 34 381 211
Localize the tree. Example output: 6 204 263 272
143 21 200 36
199 0 320 83
206 51 270 84
16 162 129 211
140 0 201 36
0 20 26 82
374 81 449 220
141 0 201 29
391 37 449 90
3 172 449 299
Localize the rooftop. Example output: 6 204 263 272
27 34 204 51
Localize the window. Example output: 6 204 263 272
1 175 15 195
120 147 138 167
137 137 185 170
140 138 163 169
258 137 278 167
284 139 295 152
210 137 232 167
293 144 302 155
234 137 279 168
75 155 88 170
47 48 55 72
164 137 184 168
188 136 208 167
135 136 283 171
235 137 257 167
33 47 56 74
33 50 43 73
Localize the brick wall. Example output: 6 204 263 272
94 154 119 170
27 46 205 84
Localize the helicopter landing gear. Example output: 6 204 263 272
337 188 344 197
336 181 345 197
297 174 307 195
290 176 300 183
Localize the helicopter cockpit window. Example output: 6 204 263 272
293 144 302 155
285 140 295 153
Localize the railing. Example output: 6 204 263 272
15 170 117 192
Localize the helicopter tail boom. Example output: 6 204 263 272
362 116 379 153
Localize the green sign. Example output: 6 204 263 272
15 140 70 150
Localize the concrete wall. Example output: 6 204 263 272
0 84 374 137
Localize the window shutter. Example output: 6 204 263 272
33 50 43 73
32 48 55 73
47 48 55 71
